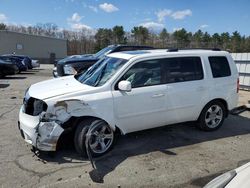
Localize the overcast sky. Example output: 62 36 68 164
0 0 249 35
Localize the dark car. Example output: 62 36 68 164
54 44 154 77
0 59 19 78
2 54 33 69
0 56 28 72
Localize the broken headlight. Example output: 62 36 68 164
33 99 47 116
23 97 47 116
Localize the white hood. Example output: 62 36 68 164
28 76 93 100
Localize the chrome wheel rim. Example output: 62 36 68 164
205 105 223 128
88 122 114 154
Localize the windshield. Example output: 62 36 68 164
93 46 115 59
76 57 127 87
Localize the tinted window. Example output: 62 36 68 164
120 59 162 88
163 57 203 84
209 56 231 78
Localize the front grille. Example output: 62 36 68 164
56 63 64 76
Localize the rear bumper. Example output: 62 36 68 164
228 93 239 110
18 106 64 151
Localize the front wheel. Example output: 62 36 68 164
74 119 115 157
0 73 5 78
197 101 226 131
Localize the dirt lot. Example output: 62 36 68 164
0 64 250 188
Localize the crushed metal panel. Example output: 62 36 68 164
37 121 64 151
52 99 93 123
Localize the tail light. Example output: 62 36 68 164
237 78 239 93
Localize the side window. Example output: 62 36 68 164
119 59 162 88
163 57 203 84
208 56 231 78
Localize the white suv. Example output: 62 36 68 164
18 49 239 156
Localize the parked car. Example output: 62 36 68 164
2 54 33 69
53 44 154 77
0 55 27 72
18 49 238 157
14 55 33 69
0 59 19 78
204 162 250 188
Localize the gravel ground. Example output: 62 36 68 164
0 64 250 188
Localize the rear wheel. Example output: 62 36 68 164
74 119 115 157
197 101 226 131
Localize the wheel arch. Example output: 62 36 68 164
63 115 119 133
200 98 229 119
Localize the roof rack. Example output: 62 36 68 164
167 48 221 52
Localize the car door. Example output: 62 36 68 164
112 59 168 134
162 56 208 123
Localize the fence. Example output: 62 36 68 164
231 53 250 90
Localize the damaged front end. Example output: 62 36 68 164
19 96 64 151
36 119 64 151
19 94 94 152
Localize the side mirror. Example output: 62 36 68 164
118 80 132 92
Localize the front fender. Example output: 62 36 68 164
44 98 117 131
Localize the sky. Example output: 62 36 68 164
0 0 250 35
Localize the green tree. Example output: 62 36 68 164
131 26 149 45
159 28 169 48
94 28 113 51
112 25 125 44
193 30 204 47
202 32 211 47
173 28 190 48
212 33 222 48
244 36 250 52
0 23 6 30
231 31 241 52
220 32 230 50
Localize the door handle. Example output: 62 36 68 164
152 93 165 98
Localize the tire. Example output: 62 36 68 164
0 73 5 78
197 101 226 131
74 118 115 157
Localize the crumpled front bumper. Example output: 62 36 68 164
18 106 64 151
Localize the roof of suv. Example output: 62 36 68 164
107 49 230 60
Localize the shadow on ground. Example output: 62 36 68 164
0 84 10 88
32 68 44 71
19 72 35 75
1 76 27 80
35 114 250 185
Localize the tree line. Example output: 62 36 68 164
1 23 250 54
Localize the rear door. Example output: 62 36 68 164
162 56 208 123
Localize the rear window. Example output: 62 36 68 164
208 56 231 78
163 57 204 84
